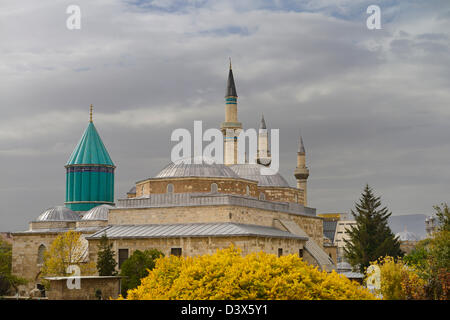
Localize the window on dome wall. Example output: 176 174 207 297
278 248 283 257
246 186 250 195
211 183 218 193
37 244 46 265
167 183 174 193
259 192 265 200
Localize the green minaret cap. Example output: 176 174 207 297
66 122 114 166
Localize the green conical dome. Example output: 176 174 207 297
67 122 114 166
65 114 115 212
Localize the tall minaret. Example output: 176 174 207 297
221 59 242 165
294 134 310 206
257 114 271 166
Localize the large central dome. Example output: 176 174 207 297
230 163 290 187
155 156 239 179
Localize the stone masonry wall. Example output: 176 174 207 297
108 205 323 245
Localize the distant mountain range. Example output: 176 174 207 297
388 214 428 240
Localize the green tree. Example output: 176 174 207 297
404 204 449 300
96 233 117 276
344 184 403 273
433 203 450 232
119 249 164 297
0 238 27 295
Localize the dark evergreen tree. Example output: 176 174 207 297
119 249 164 297
344 184 403 273
96 233 117 276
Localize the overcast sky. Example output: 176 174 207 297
1 0 449 231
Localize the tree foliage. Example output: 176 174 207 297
96 233 117 276
344 184 403 273
433 202 450 232
123 246 375 300
41 231 95 277
367 256 427 300
0 238 27 295
119 249 164 297
403 204 450 300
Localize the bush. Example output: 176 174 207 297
124 246 375 300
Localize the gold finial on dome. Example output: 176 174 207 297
90 104 93 122
229 57 232 70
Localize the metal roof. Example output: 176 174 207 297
35 206 80 222
155 156 239 179
117 193 317 217
230 163 290 187
127 186 136 194
260 114 267 130
339 271 364 279
66 122 114 166
14 226 103 235
81 204 114 221
226 67 237 97
277 219 335 272
298 135 305 154
323 220 338 242
87 223 308 240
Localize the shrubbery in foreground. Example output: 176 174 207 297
122 246 375 300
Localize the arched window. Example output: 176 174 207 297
259 192 265 200
211 183 218 193
246 185 250 195
167 183 174 193
37 244 46 265
295 194 298 203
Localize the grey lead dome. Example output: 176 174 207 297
230 163 290 187
36 206 80 221
82 204 114 221
155 156 239 179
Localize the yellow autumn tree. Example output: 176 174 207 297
366 256 427 300
41 231 95 277
123 246 375 300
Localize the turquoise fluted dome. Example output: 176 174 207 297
65 120 115 212
67 122 114 166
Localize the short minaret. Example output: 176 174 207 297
221 59 242 165
294 134 310 206
64 105 115 212
257 114 271 166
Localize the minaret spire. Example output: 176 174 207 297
221 59 242 165
260 114 267 130
294 132 310 205
257 114 271 166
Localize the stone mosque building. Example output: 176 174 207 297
12 64 335 291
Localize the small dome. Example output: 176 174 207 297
155 156 239 179
82 204 113 221
230 163 290 187
36 206 80 221
396 229 420 241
